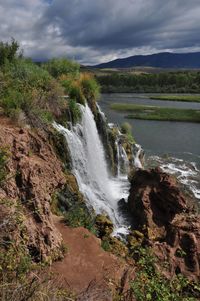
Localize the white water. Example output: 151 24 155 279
148 156 200 201
133 144 143 169
116 139 130 177
96 103 106 121
54 104 131 234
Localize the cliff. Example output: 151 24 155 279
0 116 132 300
0 117 66 261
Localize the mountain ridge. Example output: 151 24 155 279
92 52 200 69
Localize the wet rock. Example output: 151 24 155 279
95 214 114 238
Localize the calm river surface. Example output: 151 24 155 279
99 93 200 200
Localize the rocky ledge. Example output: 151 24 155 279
128 168 200 281
0 120 66 262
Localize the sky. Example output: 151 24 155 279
1 0 200 64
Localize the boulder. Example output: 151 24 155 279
128 168 200 280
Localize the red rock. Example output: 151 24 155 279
128 168 200 280
0 123 66 261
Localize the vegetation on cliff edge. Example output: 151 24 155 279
0 39 100 127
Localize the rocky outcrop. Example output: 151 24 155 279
0 120 66 261
128 168 200 280
94 105 117 175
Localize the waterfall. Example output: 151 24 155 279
96 103 106 121
116 139 121 176
133 144 143 169
54 104 129 233
116 139 129 177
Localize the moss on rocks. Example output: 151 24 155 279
48 128 72 171
127 230 144 251
52 173 84 214
95 214 114 238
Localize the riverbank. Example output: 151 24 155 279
110 103 200 123
150 95 200 102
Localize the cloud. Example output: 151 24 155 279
0 0 200 64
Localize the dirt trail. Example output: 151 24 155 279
52 218 127 297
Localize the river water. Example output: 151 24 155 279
99 93 200 201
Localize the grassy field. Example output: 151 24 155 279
150 95 200 102
110 103 200 123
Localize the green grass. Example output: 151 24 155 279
110 103 200 123
150 95 200 103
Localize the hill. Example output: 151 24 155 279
92 52 200 69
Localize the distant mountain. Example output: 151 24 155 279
92 52 200 69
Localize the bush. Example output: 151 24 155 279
121 122 132 135
64 203 96 234
120 122 135 143
0 148 9 185
101 239 111 252
42 58 80 78
80 73 100 101
68 84 86 105
0 57 65 125
0 38 21 67
130 247 199 301
59 75 74 92
69 99 81 124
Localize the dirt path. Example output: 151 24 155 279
51 218 128 298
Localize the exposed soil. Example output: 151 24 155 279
52 217 132 300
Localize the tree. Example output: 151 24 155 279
0 38 21 66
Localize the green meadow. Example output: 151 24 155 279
110 103 200 123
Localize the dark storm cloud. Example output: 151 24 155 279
39 0 200 50
1 0 200 63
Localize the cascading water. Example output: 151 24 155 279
115 138 130 177
96 103 106 121
147 156 200 200
133 144 143 169
54 104 130 234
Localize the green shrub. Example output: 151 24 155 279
69 99 82 124
130 247 199 301
0 57 65 124
0 200 31 283
64 203 96 234
69 84 86 105
101 239 111 252
0 148 9 185
42 58 80 78
60 77 74 92
0 38 21 67
121 122 132 135
11 59 50 83
80 73 100 101
120 122 135 143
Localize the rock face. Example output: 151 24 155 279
0 121 66 261
128 168 200 280
0 118 134 299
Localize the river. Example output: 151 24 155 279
99 93 200 201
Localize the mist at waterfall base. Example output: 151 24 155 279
54 104 138 235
